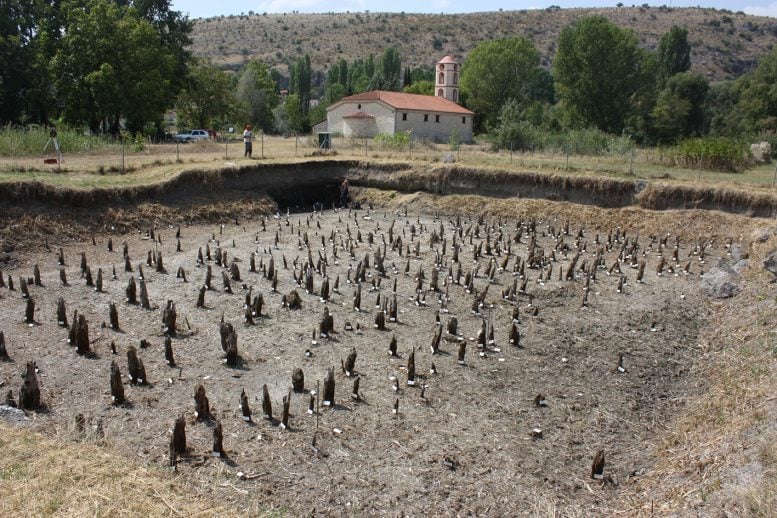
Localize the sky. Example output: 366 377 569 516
171 0 777 19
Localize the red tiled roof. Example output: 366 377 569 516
342 111 375 119
336 91 473 116
438 55 457 64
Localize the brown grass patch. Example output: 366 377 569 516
0 425 239 517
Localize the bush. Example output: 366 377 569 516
665 137 751 172
0 124 117 157
375 131 410 149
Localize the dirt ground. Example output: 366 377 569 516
0 200 735 515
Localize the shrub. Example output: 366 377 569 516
666 137 751 172
0 124 117 157
375 131 410 149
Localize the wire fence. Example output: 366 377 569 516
2 134 777 189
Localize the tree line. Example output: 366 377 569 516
470 16 777 149
4 5 777 147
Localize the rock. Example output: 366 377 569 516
763 249 777 276
0 405 29 425
701 266 742 298
750 141 771 163
751 228 771 243
733 259 750 274
730 244 748 263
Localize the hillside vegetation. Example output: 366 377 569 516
190 7 777 80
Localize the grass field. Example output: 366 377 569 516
2 133 777 193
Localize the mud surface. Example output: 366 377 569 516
0 203 723 514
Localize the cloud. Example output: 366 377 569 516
743 2 777 17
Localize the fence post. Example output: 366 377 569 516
261 133 264 159
121 139 125 173
225 134 228 160
295 134 298 157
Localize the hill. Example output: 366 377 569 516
189 7 777 81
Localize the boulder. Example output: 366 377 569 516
750 141 771 163
751 228 771 243
733 259 750 274
701 266 742 298
763 249 777 276
730 244 749 263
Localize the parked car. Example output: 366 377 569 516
174 129 210 143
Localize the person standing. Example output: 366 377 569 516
243 125 253 158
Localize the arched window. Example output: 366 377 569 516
437 89 444 97
453 64 458 71
453 90 458 102
453 72 458 85
438 72 444 84
439 64 444 71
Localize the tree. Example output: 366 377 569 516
410 66 434 84
236 60 278 134
460 37 552 129
734 47 777 132
52 0 174 134
175 60 235 130
650 72 708 142
289 54 311 115
403 80 434 96
375 47 401 91
323 83 346 105
651 90 691 143
553 16 647 134
283 93 305 133
337 58 348 88
657 25 691 85
705 80 740 136
0 0 36 124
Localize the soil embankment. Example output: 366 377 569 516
1 160 776 216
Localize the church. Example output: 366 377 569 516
317 56 474 143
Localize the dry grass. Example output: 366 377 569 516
623 238 777 515
4 136 777 194
190 7 777 81
0 425 244 517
